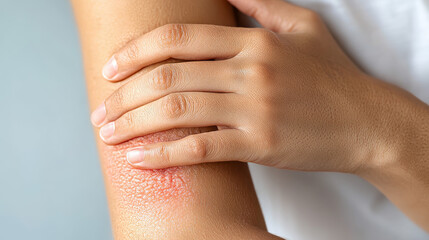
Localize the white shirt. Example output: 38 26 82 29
244 0 429 239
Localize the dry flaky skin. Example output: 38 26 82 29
102 128 205 239
103 129 199 208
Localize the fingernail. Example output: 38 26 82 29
127 149 145 164
102 56 118 80
100 122 115 141
90 103 106 127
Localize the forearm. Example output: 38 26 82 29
357 77 429 232
71 0 276 239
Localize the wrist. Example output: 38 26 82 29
353 82 429 231
356 78 429 184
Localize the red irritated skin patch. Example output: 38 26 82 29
101 128 206 211
100 127 217 239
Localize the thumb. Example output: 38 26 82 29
228 0 316 33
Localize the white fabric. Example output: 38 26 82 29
244 0 429 239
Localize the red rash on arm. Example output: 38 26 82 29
100 128 213 239
102 129 200 208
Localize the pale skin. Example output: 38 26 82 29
91 0 429 233
72 0 282 239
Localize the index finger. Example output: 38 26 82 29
102 24 247 81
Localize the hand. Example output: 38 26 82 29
91 0 417 174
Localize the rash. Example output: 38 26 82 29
101 128 205 210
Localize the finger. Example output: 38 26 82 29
102 24 247 82
125 129 250 169
99 92 243 145
91 60 242 127
228 0 320 33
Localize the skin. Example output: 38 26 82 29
93 0 429 233
71 0 283 239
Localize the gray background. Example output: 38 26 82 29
0 1 112 239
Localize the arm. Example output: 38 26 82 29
71 1 281 239
88 0 429 232
359 97 429 232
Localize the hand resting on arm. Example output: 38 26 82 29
93 0 429 233
71 0 283 239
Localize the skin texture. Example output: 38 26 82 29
93 0 429 233
71 0 283 239
104 132 195 208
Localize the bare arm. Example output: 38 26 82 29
71 0 281 239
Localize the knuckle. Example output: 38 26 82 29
123 40 141 61
151 65 177 90
161 94 188 119
158 24 190 48
253 28 281 46
247 61 275 84
121 112 135 128
187 136 207 161
158 144 171 164
105 89 126 119
111 89 125 107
